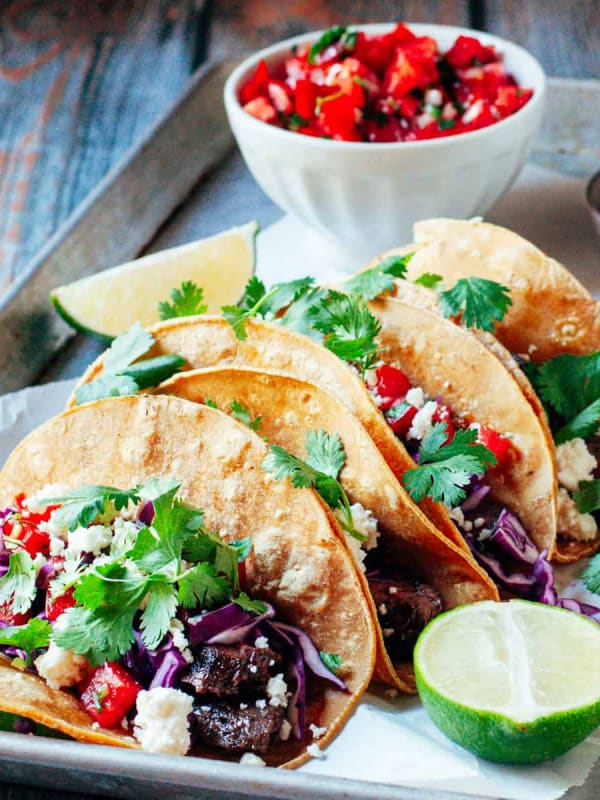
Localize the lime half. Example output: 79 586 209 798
51 221 258 340
414 600 600 764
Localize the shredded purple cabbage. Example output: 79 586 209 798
138 501 155 526
149 647 187 690
467 509 600 623
461 483 491 512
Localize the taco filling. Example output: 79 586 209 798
0 479 345 761
365 362 600 621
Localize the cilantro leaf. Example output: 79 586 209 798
263 277 316 316
582 553 600 595
344 253 412 301
555 398 600 444
204 397 218 409
231 537 252 563
56 563 148 664
305 429 346 478
0 551 36 614
182 529 240 593
320 651 342 673
438 278 512 332
308 25 346 64
222 289 276 341
526 353 600 422
140 581 178 649
309 291 381 375
230 400 262 432
103 322 155 374
403 425 497 506
43 485 141 532
177 563 230 609
278 286 329 340
238 275 268 310
573 480 600 515
233 591 267 615
414 272 443 289
74 374 138 405
122 354 185 389
0 618 51 665
158 281 207 320
263 435 366 542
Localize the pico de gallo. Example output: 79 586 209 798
0 480 345 760
239 23 533 142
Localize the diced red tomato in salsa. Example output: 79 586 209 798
80 662 142 728
46 587 77 621
0 602 30 626
476 424 511 466
239 24 532 142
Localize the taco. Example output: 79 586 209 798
154 366 498 693
69 316 470 556
0 395 375 767
368 219 600 563
405 217 600 360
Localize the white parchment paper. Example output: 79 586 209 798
1 164 599 800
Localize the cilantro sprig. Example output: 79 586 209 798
158 281 207 320
75 323 184 405
42 485 141 532
0 551 36 615
582 553 600 595
573 480 600 515
403 424 497 506
344 253 413 301
230 400 262 432
308 26 356 64
46 478 260 665
263 430 367 541
0 619 51 666
414 272 443 289
438 278 512 332
525 353 600 444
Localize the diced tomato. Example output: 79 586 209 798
364 116 406 143
495 86 533 116
19 522 50 557
80 662 142 728
46 587 76 621
445 35 497 70
477 425 511 466
385 402 418 436
267 80 293 114
432 405 455 444
239 59 271 104
375 364 411 400
294 79 319 120
396 94 420 120
317 93 361 141
461 98 499 130
383 44 438 99
0 602 30 626
243 96 278 124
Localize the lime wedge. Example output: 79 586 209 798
414 600 600 764
51 221 258 340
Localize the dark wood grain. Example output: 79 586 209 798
0 0 205 292
483 0 600 77
207 0 470 60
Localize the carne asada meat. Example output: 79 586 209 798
368 576 442 662
193 700 285 753
181 643 280 698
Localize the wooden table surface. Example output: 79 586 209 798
1 1 599 798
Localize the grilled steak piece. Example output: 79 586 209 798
181 643 280 698
193 701 285 753
369 576 442 662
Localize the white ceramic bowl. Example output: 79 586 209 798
224 23 546 256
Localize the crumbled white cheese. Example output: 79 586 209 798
378 603 387 616
23 484 68 513
266 673 288 708
388 586 398 595
49 536 66 557
407 400 438 441
344 530 367 572
67 524 112 556
239 703 248 710
255 698 267 710
240 752 266 767
309 723 327 740
307 743 326 759
110 517 140 557
35 642 89 690
133 688 193 755
463 520 473 532
91 722 100 730
556 438 597 492
462 98 484 124
32 552 47 578
255 636 269 649
425 88 442 106
349 503 379 551
405 387 425 409
169 619 193 664
279 719 292 741
557 488 598 542
249 665 258 674
474 517 485 528
449 506 465 527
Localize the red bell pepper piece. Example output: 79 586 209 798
476 425 511 466
495 86 533 116
80 662 142 728
317 93 360 141
294 79 319 120
386 402 418 436
46 587 76 621
239 59 271 104
445 35 497 70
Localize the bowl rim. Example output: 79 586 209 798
223 21 547 152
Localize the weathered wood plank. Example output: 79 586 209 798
207 1 470 60
482 0 600 77
0 0 205 292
